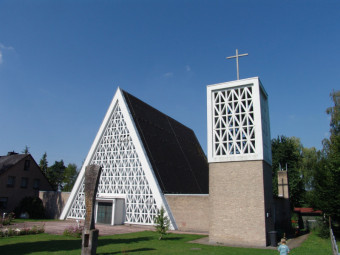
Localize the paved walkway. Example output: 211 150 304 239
11 220 154 236
190 233 310 250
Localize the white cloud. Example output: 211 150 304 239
0 43 15 64
163 72 173 77
185 65 191 72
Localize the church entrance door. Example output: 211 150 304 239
97 202 113 224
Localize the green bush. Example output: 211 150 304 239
154 207 170 240
14 197 45 219
315 219 330 238
0 212 15 226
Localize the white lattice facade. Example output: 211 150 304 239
61 89 175 228
207 77 271 164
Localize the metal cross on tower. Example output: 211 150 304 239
226 49 248 80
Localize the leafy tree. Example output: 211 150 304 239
39 152 48 176
63 163 78 192
313 90 340 221
300 147 319 191
154 207 170 240
47 160 66 191
271 136 305 208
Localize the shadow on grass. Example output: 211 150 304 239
98 248 156 255
0 236 153 255
162 236 184 241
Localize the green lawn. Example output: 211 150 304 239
0 231 334 255
12 218 60 223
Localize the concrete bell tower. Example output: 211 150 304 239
207 77 274 247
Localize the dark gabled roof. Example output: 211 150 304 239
0 153 28 175
122 90 209 194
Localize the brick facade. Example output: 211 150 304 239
165 194 209 232
209 160 274 247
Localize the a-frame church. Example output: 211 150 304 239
60 88 209 230
61 76 277 246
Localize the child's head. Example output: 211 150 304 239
281 238 286 244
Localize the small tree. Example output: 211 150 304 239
22 145 30 154
39 152 48 176
154 207 170 240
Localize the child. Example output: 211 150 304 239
278 238 290 255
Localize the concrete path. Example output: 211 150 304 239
11 220 154 236
190 233 310 250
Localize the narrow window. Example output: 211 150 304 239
24 160 30 170
21 177 28 188
7 176 15 187
33 179 40 189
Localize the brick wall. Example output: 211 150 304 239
209 160 274 247
39 191 70 219
165 194 209 232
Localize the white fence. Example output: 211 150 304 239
330 227 339 255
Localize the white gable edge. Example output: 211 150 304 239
60 88 123 220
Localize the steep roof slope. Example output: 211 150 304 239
0 153 27 175
122 90 208 194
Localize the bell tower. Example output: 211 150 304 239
207 77 274 247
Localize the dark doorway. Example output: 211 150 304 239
97 202 112 224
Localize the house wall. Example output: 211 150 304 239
0 155 54 214
209 160 274 247
39 191 70 219
165 194 209 232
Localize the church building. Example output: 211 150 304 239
60 88 209 230
61 76 276 246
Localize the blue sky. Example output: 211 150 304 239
1 1 339 168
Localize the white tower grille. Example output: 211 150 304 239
212 86 255 156
207 77 271 164
67 103 158 224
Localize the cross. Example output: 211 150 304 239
226 49 248 80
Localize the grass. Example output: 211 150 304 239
0 230 335 255
12 218 60 223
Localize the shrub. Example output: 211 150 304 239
154 207 170 240
14 197 45 219
316 219 330 239
0 212 15 226
63 225 83 238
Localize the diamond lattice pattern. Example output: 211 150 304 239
68 103 158 224
212 86 256 156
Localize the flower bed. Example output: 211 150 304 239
63 225 84 238
0 224 45 237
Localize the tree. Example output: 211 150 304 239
39 152 48 176
63 163 78 192
154 207 170 240
22 145 30 154
271 136 305 208
47 160 66 191
313 90 340 221
300 147 319 191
